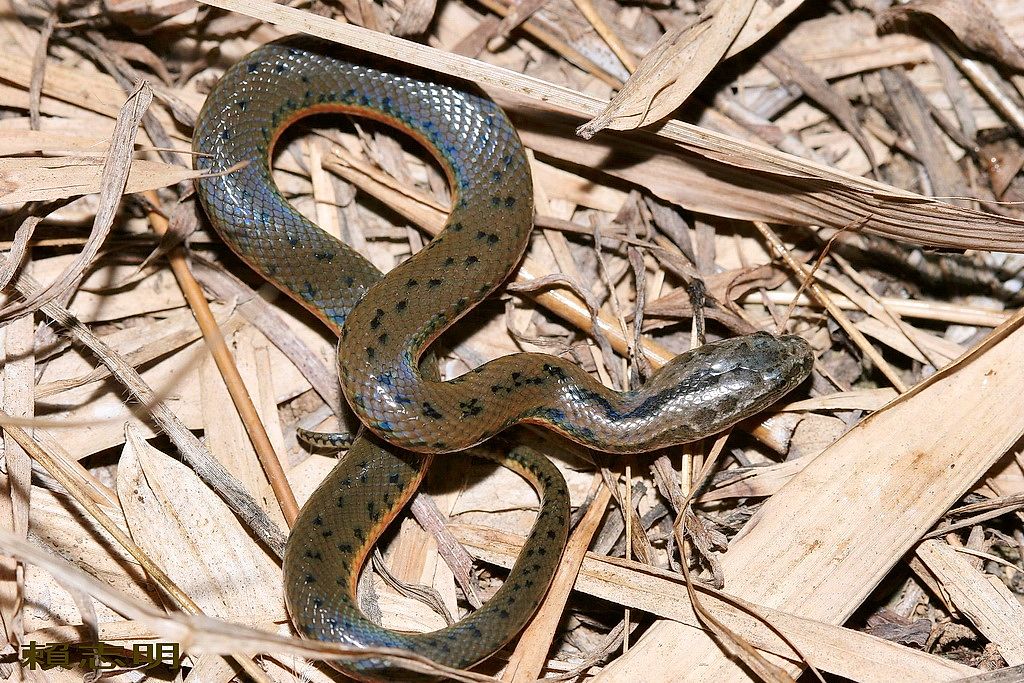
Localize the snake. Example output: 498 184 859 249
192 38 814 681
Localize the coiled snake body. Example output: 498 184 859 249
193 38 813 681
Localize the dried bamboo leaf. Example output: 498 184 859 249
117 424 285 623
0 157 198 205
577 0 758 137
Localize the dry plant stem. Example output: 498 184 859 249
926 25 1024 137
672 431 821 683
754 221 908 393
502 473 611 682
566 0 637 72
27 11 55 131
745 291 1010 328
829 252 946 370
2 269 288 556
143 191 299 527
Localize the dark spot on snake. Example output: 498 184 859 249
405 278 418 288
367 500 377 520
220 130 231 141
547 529 557 539
312 515 323 526
444 257 455 267
365 347 376 360
247 62 261 73
465 255 479 267
505 196 517 207
313 251 335 262
491 196 501 207
337 543 352 553
538 547 546 555
312 597 323 608
353 527 365 542
345 276 355 287
396 300 408 312
336 496 345 508
274 63 287 73
459 398 483 418
378 333 388 345
303 549 323 561
304 574 315 584
499 609 510 619
422 402 443 419
388 472 401 485
370 308 384 329
288 235 299 247
525 579 534 587
428 278 443 289
237 99 248 111
452 222 463 232
487 233 500 245
322 529 333 538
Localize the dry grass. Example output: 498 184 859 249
2 0 1024 681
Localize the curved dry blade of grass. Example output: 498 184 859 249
578 0 758 137
0 81 151 322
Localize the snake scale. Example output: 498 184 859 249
193 38 813 681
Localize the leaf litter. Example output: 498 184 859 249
3 1 1024 681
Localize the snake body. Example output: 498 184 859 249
193 39 813 681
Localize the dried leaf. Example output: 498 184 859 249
578 0 758 137
879 0 1024 72
117 424 285 623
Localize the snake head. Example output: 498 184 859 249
606 331 814 453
